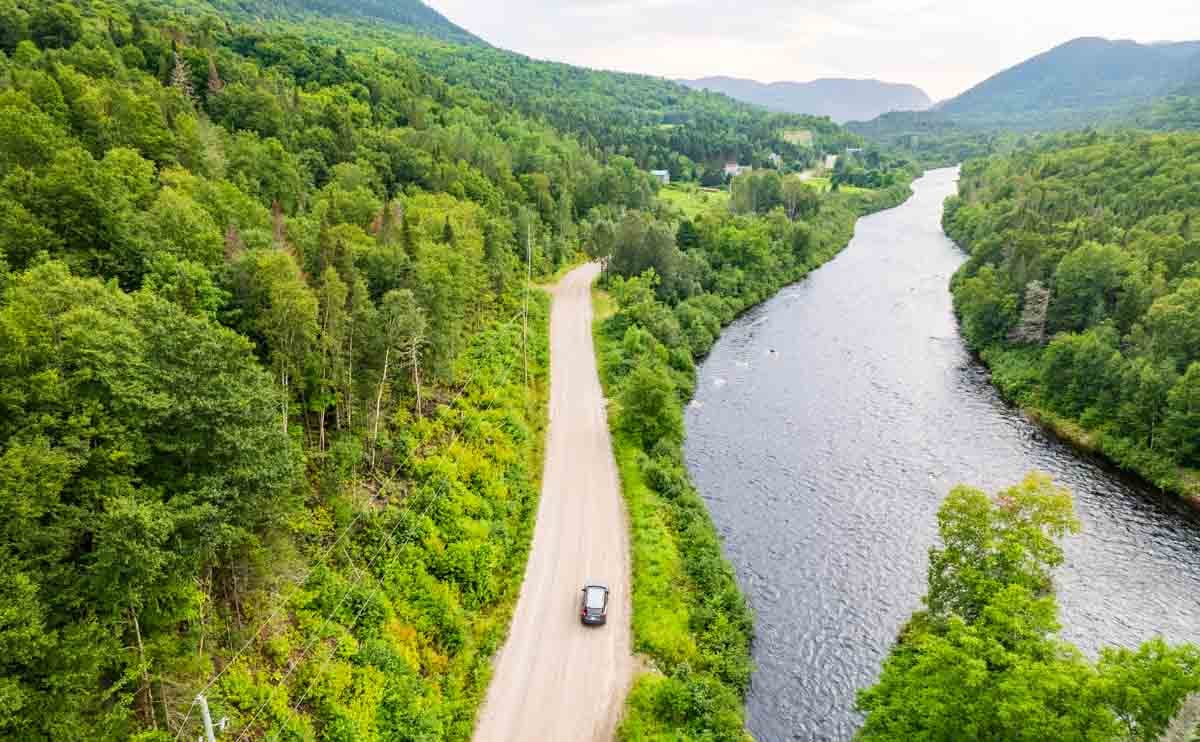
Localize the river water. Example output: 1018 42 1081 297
683 167 1200 741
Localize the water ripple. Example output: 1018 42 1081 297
684 168 1200 742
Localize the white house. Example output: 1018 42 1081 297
650 169 671 185
724 162 752 178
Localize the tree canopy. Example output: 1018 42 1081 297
858 474 1200 742
945 132 1200 497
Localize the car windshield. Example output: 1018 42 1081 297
585 587 606 609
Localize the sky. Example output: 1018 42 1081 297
423 0 1200 101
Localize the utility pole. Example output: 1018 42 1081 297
197 693 216 742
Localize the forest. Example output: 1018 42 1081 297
152 0 862 183
0 0 661 737
9 0 1198 739
944 132 1200 500
0 0 918 738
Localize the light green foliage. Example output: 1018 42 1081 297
857 475 1200 741
926 474 1078 623
658 185 730 219
595 169 915 737
618 362 684 449
946 133 1200 494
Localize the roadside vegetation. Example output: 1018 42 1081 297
857 473 1200 740
0 0 573 735
592 173 915 738
0 0 892 737
945 132 1200 502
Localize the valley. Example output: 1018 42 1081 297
0 0 1198 741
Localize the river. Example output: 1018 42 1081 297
683 167 1200 741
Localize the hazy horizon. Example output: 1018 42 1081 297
424 0 1200 101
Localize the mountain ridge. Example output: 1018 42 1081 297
936 36 1200 127
198 0 482 44
679 75 931 122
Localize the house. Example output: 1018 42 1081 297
650 169 671 185
724 162 752 178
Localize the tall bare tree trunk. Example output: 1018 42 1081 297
411 339 421 419
132 610 157 730
372 347 391 470
346 331 354 431
281 370 289 434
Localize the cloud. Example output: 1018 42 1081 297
425 0 1200 100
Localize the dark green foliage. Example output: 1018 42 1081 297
308 23 857 178
946 132 1200 494
204 0 481 45
848 110 1030 169
29 3 82 50
0 0 626 735
0 262 297 738
857 475 1200 741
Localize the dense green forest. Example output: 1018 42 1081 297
857 473 1200 739
0 0 920 738
847 111 1028 169
0 0 667 737
149 0 861 183
197 0 482 44
589 174 914 738
944 132 1200 500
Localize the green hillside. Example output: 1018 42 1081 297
0 0 917 739
939 37 1200 129
851 37 1200 163
944 131 1200 499
164 0 859 181
198 0 481 44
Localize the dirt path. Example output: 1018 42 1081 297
474 262 633 742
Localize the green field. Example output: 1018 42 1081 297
801 176 869 195
658 186 731 217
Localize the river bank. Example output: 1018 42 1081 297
684 167 1200 739
943 137 1200 511
971 344 1200 510
594 177 918 738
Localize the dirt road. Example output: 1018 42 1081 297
474 262 633 742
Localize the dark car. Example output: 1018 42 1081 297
580 583 609 626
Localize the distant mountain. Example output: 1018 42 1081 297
937 37 1200 128
679 76 931 123
204 0 481 44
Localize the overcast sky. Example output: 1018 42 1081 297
424 0 1200 101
